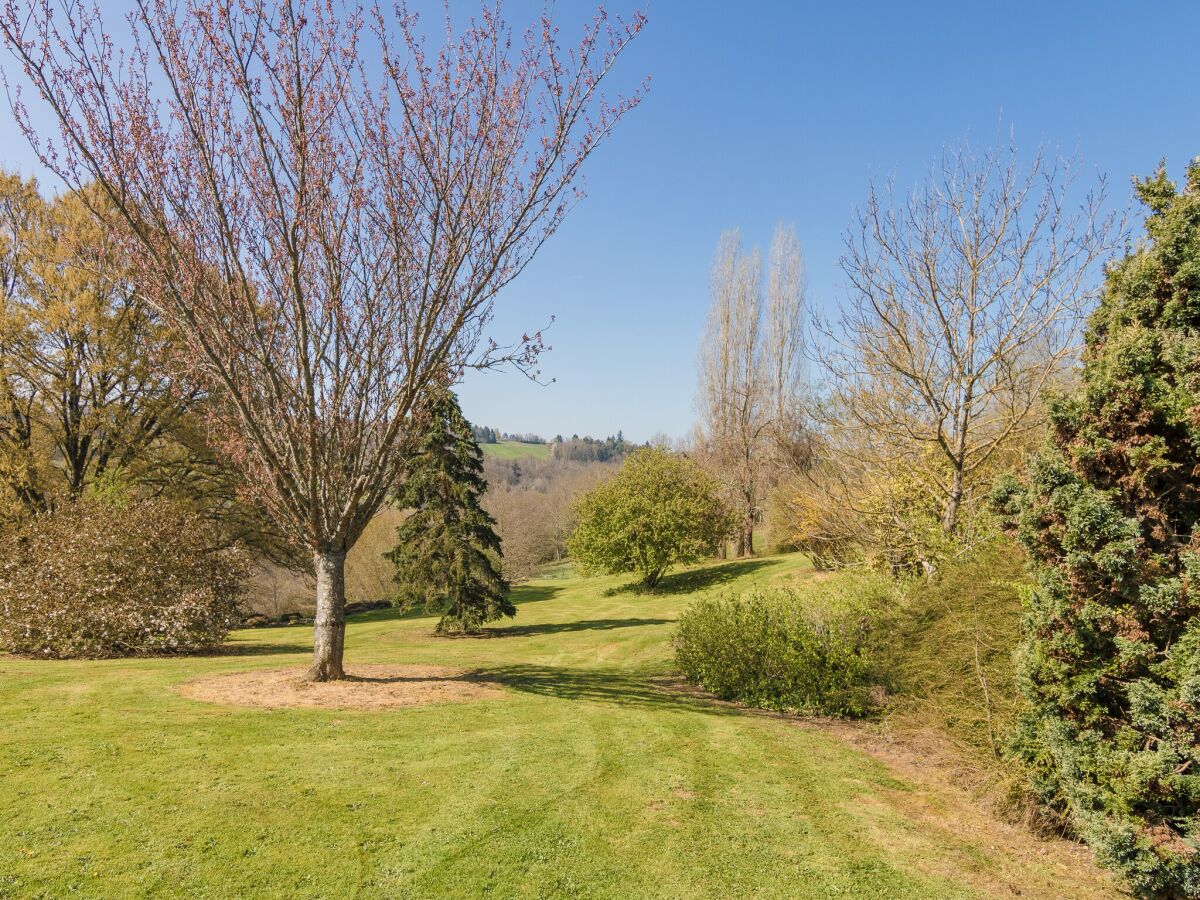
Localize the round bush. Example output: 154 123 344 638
568 447 735 588
0 497 251 658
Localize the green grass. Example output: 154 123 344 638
480 440 551 460
0 554 1115 899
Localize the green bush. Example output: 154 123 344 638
674 575 892 717
885 541 1026 760
874 540 1054 826
0 496 251 658
568 447 734 588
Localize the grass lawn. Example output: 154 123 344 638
0 554 1117 899
480 440 552 461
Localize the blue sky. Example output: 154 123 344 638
453 0 1199 442
3 1 1197 442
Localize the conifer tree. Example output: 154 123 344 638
388 388 513 634
994 161 1200 897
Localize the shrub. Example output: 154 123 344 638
674 574 893 717
874 539 1055 826
768 473 863 569
568 447 734 588
885 541 1026 760
0 497 251 658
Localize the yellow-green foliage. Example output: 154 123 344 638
886 542 1026 759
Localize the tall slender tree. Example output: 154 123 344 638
696 224 806 556
1 0 645 679
388 387 512 634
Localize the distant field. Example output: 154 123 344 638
481 440 551 460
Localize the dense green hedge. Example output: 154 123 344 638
674 575 892 717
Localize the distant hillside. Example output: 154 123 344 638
481 440 552 460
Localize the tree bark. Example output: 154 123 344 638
740 515 755 558
942 465 964 534
309 548 347 681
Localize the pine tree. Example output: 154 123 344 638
388 388 513 634
993 161 1200 897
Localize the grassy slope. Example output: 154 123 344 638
0 555 1116 899
480 440 551 460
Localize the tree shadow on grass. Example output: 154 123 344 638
509 583 563 606
475 663 738 716
604 559 775 597
193 641 314 657
446 617 673 639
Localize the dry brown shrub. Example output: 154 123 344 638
0 496 251 658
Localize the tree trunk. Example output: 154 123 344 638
309 548 347 681
740 515 755 558
942 465 964 534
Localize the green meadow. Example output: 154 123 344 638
0 555 1116 899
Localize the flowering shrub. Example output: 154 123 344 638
0 497 251 658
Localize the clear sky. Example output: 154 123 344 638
2 1 1197 442
453 0 1199 442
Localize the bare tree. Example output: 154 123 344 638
1 0 645 679
696 224 806 556
815 139 1119 556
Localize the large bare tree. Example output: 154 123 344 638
696 224 806 556
1 0 645 679
815 140 1119 557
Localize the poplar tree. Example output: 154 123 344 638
388 388 513 635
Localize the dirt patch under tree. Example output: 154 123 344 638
178 664 507 711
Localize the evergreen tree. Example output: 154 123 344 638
388 388 513 634
993 162 1200 897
